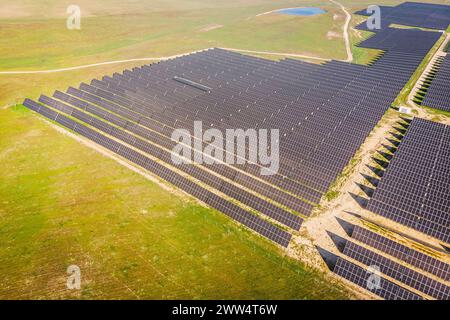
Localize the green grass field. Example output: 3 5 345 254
0 106 355 299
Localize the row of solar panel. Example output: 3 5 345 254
350 224 450 281
327 218 450 300
355 2 450 31
75 55 328 206
421 54 450 112
38 93 304 231
23 98 293 247
368 200 449 244
333 257 423 300
357 27 442 54
91 61 352 195
341 239 450 299
83 52 334 199
74 41 435 205
66 80 321 209
367 118 450 243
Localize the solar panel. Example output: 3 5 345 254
421 54 450 112
333 257 423 300
39 94 303 231
173 76 212 92
22 98 292 247
355 2 450 31
351 225 450 282
342 240 450 300
367 118 450 243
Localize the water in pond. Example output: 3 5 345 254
277 7 326 16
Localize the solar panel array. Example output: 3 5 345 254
367 118 450 243
326 220 450 300
341 239 450 299
351 225 450 281
23 98 293 247
355 2 450 31
23 12 443 246
357 27 440 55
421 54 450 112
332 257 423 300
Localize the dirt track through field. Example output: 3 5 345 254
330 0 353 62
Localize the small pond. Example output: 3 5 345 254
276 7 326 16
